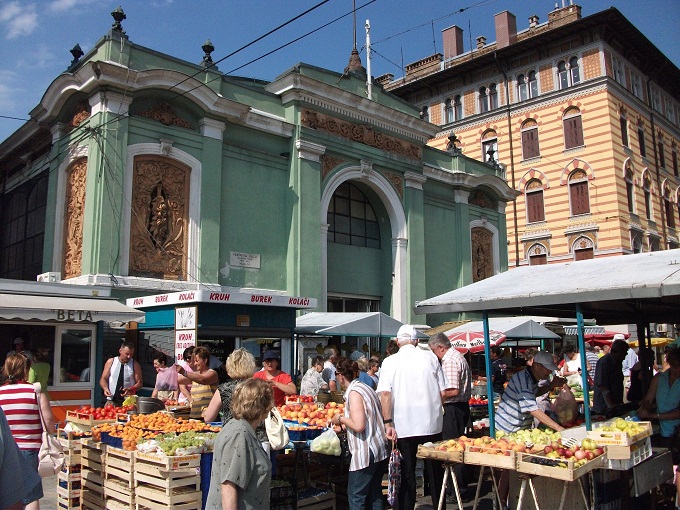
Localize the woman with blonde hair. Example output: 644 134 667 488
203 348 257 423
0 354 55 510
206 378 274 509
176 346 218 420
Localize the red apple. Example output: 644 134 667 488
563 449 574 458
593 448 604 457
574 450 587 460
544 446 553 454
551 441 561 450
585 451 595 460
557 448 566 456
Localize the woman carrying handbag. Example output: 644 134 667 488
0 353 55 510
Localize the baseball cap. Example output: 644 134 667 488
13 337 23 345
262 350 280 361
397 324 418 342
532 350 558 371
613 333 626 341
350 350 364 361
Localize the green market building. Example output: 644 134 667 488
0 11 516 404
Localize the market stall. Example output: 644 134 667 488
0 278 145 424
414 249 680 508
58 396 341 510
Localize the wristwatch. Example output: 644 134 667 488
383 418 393 424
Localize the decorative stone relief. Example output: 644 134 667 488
321 155 346 181
301 109 421 160
383 171 404 201
138 102 193 130
471 227 494 283
469 190 494 209
129 156 189 280
66 103 91 132
62 158 87 279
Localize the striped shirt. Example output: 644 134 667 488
0 383 43 450
495 368 539 433
441 347 471 404
344 379 388 472
585 351 599 380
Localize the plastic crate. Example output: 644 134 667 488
607 437 652 470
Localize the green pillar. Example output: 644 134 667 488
404 172 426 323
454 189 472 288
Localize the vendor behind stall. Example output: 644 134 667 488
253 350 295 407
176 346 218 419
100 341 143 406
592 339 629 415
496 350 566 434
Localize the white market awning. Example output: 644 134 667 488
445 317 560 340
296 312 426 338
0 293 146 323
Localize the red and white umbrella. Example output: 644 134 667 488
446 330 506 354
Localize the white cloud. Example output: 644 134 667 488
0 69 21 111
0 1 38 39
48 0 100 13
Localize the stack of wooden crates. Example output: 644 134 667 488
80 437 106 509
57 432 82 510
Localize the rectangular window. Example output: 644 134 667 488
639 128 646 157
55 327 95 386
521 128 540 160
673 151 678 177
570 181 590 215
564 116 584 149
667 200 676 229
620 117 628 147
659 142 666 168
526 191 545 223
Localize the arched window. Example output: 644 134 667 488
558 57 580 89
625 165 635 213
481 130 498 164
563 107 584 149
568 169 590 216
620 112 629 147
631 232 643 253
479 87 488 113
420 105 429 122
525 179 545 223
664 185 675 229
454 95 463 121
521 119 540 160
489 83 498 110
573 236 594 261
643 173 653 220
528 243 548 265
658 135 666 168
444 98 453 123
517 71 538 102
327 181 380 248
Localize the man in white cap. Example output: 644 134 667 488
377 324 451 510
6 337 33 362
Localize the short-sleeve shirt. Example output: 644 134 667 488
205 418 271 510
593 354 624 413
217 379 239 424
495 367 540 433
300 368 326 397
322 361 336 385
492 358 508 394
0 407 42 508
376 344 450 438
252 371 292 407
441 348 471 404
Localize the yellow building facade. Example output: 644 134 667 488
385 4 680 266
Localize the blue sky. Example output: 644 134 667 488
0 0 679 142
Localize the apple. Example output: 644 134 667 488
544 446 553 454
585 451 595 460
551 441 561 450
557 448 566 456
593 448 604 457
574 450 587 460
581 438 597 451
563 449 574 458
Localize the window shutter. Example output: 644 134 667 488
564 116 584 149
570 181 590 215
526 191 545 223
522 128 540 159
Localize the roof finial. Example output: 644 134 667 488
344 0 366 77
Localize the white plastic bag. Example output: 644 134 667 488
310 428 342 456
265 406 289 450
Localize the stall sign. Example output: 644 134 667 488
127 290 316 310
175 330 196 363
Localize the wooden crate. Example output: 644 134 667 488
104 478 135 508
82 468 105 490
516 452 606 481
464 445 516 469
135 484 202 508
136 494 201 510
57 428 88 450
58 469 81 496
62 449 81 466
57 485 81 500
134 453 201 495
66 410 116 428
105 448 135 489
56 495 80 510
297 491 336 510
81 486 106 509
417 442 464 463
586 421 652 446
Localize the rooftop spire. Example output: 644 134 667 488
344 0 366 77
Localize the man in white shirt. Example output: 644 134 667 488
377 325 451 510
618 333 638 402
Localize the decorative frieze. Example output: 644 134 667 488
62 158 87 279
301 109 421 161
138 102 193 130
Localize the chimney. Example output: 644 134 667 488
548 3 582 27
442 25 464 60
476 36 487 49
529 15 539 28
494 11 517 49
